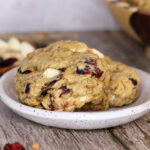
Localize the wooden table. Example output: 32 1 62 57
0 31 150 150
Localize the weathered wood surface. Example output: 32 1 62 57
0 31 150 150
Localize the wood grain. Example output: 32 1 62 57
0 31 150 150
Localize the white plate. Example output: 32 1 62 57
0 67 150 130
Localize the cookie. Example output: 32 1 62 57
106 58 140 107
15 41 110 112
80 92 109 111
81 56 140 110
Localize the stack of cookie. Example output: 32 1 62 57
15 41 140 112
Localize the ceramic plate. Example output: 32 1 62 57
0 67 150 130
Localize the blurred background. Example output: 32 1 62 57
0 0 119 33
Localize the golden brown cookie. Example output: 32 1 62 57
106 58 140 107
15 41 110 112
82 56 140 110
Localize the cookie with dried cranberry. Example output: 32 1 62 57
15 40 110 111
104 57 140 107
107 62 140 107
81 56 140 110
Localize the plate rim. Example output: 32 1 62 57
0 67 150 121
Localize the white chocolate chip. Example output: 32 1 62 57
20 41 35 57
78 49 87 53
43 68 60 78
80 96 87 102
72 49 87 53
91 49 104 58
71 49 75 52
8 37 21 51
110 95 115 103
0 40 8 48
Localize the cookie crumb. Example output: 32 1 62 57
32 142 39 150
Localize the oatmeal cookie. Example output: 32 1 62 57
82 56 140 110
15 41 110 112
105 57 140 107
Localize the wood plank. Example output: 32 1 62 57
0 101 126 150
110 122 150 150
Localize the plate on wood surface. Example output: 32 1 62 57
0 67 150 130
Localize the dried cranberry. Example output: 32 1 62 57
92 67 103 78
73 101 76 106
18 67 31 74
42 80 57 91
25 83 30 94
129 78 137 86
85 58 97 66
76 65 92 75
76 64 103 78
0 58 17 68
62 101 69 109
41 74 62 93
59 68 66 72
59 85 70 97
49 94 55 111
4 143 11 150
76 66 86 75
84 66 92 74
4 142 25 150
40 91 47 96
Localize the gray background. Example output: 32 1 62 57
0 0 119 32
